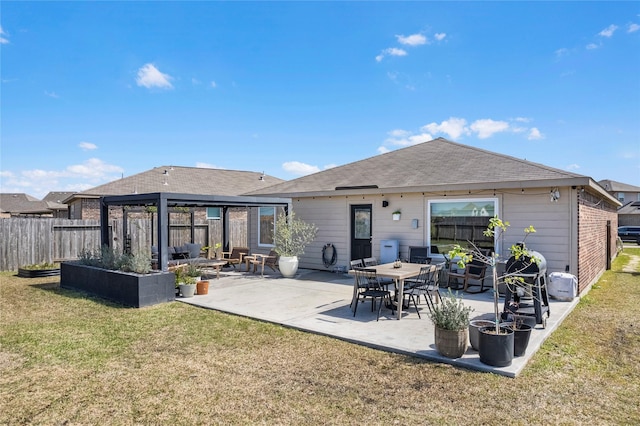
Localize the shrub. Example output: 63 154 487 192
429 289 474 331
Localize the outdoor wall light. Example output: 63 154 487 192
382 200 389 208
550 187 560 202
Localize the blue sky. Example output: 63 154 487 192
1 1 639 199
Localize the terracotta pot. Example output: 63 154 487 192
196 280 209 295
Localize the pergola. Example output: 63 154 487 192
99 192 292 271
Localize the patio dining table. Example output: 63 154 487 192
351 262 428 320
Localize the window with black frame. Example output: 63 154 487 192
428 199 497 256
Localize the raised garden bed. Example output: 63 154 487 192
18 267 60 278
60 262 175 308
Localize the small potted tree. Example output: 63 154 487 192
273 211 318 278
428 289 473 358
448 217 538 367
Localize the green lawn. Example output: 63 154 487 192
1 249 639 425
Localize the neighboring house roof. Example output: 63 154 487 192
64 166 285 203
598 179 640 193
42 191 73 211
618 201 640 215
250 138 613 201
0 193 54 215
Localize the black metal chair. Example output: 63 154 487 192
402 265 437 318
352 268 392 321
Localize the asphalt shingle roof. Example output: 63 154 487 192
251 138 587 196
72 166 285 199
0 193 52 214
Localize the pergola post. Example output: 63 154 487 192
100 198 110 248
157 194 169 271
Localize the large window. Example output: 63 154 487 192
258 207 275 246
428 199 498 255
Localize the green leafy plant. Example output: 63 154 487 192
78 245 152 274
429 289 474 331
20 261 59 270
185 263 201 278
447 216 538 334
273 211 318 258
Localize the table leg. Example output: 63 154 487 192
396 278 404 320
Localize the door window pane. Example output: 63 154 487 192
206 207 221 220
354 208 371 239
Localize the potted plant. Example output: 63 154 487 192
175 267 197 298
392 210 401 221
185 263 202 283
448 217 538 367
273 211 318 278
428 289 473 358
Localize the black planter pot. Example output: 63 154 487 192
511 324 533 356
478 326 514 367
469 319 496 352
17 268 60 278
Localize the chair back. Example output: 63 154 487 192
431 262 445 286
467 259 487 278
266 250 279 265
412 265 435 290
363 257 378 267
353 268 381 290
350 259 364 269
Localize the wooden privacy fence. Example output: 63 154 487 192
0 217 248 271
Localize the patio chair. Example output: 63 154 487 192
448 259 488 293
403 265 439 318
220 246 249 270
249 250 280 276
363 257 378 267
352 268 392 321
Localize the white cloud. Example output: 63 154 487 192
434 33 446 41
192 78 201 85
396 33 427 46
377 146 391 154
210 81 217 88
514 117 531 123
527 127 544 140
422 117 469 139
0 170 14 178
566 164 580 171
628 23 640 33
555 48 569 58
0 26 8 44
136 63 173 89
282 161 321 176
45 91 59 98
469 119 510 139
0 158 124 198
65 158 124 179
599 24 618 38
376 47 408 62
79 141 97 151
195 162 218 169
586 42 600 50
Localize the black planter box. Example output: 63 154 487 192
61 262 175 308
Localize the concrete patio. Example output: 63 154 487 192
180 266 579 377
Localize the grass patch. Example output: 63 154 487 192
1 250 640 424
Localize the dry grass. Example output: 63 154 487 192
1 249 639 425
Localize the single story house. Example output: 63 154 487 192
249 138 620 294
0 193 68 218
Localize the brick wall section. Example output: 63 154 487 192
577 191 618 293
